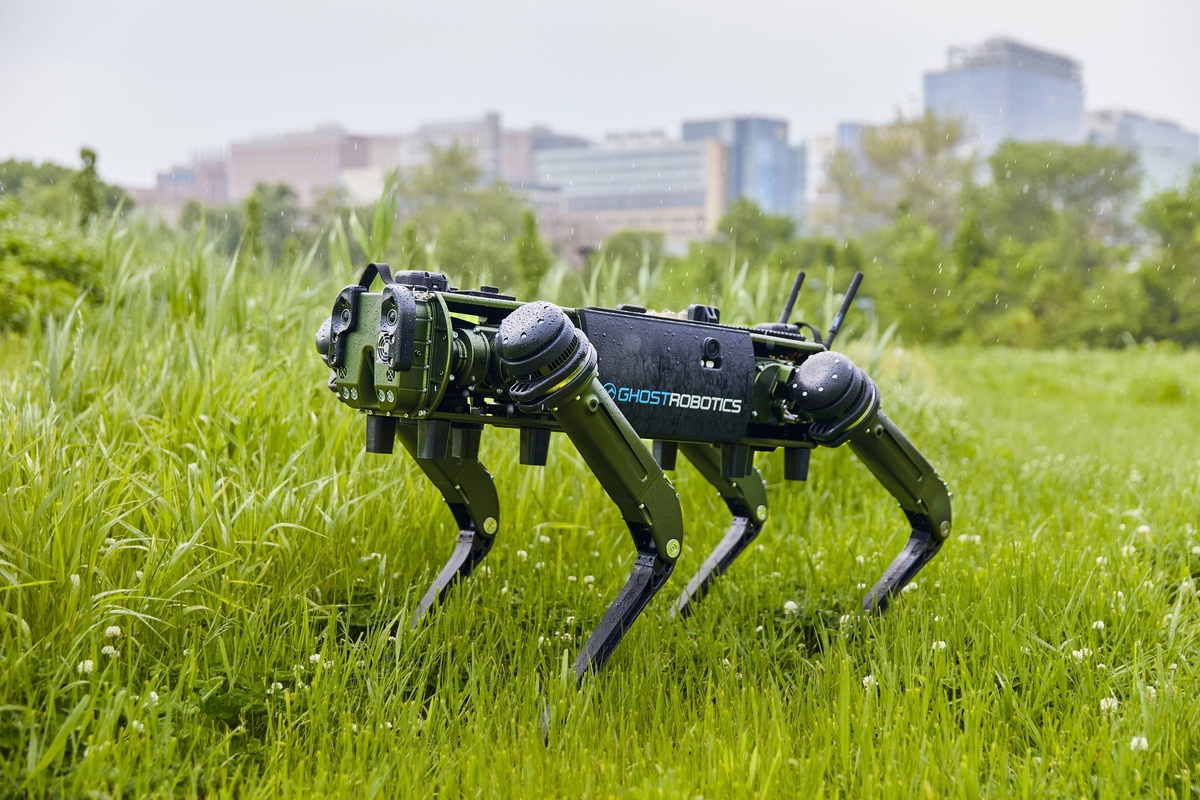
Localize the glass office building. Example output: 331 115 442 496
682 117 795 218
924 37 1085 154
1088 110 1200 195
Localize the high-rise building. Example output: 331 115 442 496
531 131 727 252
682 117 795 218
924 37 1085 154
1087 110 1200 195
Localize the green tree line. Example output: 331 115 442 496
2 128 1197 347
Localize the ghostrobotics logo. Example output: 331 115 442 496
603 382 742 414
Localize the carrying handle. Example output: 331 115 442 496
356 262 395 288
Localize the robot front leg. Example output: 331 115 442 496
664 442 769 618
390 420 500 627
496 302 682 679
791 352 952 613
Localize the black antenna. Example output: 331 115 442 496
778 270 806 325
823 271 863 350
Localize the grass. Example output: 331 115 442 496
1 240 1198 798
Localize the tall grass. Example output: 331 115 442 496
1 237 1198 796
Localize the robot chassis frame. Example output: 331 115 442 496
316 263 952 679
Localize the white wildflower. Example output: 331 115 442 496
1092 620 1105 630
561 632 572 641
1100 697 1119 716
1130 736 1148 751
783 600 799 616
145 691 159 707
862 675 877 689
1136 524 1150 538
1181 580 1195 594
857 583 867 589
534 561 544 569
567 575 577 582
101 645 119 658
135 570 144 580
1097 663 1106 671
105 625 122 638
590 551 600 558
1145 685 1157 701
856 555 865 565
901 581 919 594
1169 663 1177 671
323 660 333 669
755 625 764 633
539 535 551 544
957 534 981 545
130 720 144 734
583 575 594 585
839 614 852 626
771 571 782 579
932 641 947 651
516 549 528 561
1191 546 1200 556
1095 556 1108 567
537 636 545 646
309 653 321 664
565 616 574 624
351 723 358 733
77 659 94 675
1121 545 1136 558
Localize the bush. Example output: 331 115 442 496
0 198 103 331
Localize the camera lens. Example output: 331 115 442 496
702 337 721 359
387 307 398 326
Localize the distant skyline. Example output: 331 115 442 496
2 0 1197 187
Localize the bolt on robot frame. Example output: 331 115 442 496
316 263 952 678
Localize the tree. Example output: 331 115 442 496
72 148 104 227
512 209 553 290
986 141 1139 244
242 192 263 261
389 144 526 288
1136 167 1200 343
596 230 665 271
826 111 976 237
717 198 795 266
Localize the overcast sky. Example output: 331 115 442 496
2 0 1197 187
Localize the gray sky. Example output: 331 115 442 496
2 0 1197 187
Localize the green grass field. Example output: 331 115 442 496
2 247 1198 798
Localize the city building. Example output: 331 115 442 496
788 141 807 229
1087 110 1200 195
340 114 589 204
228 124 368 204
532 131 727 252
682 116 796 220
803 134 838 232
924 36 1085 154
131 150 230 213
